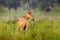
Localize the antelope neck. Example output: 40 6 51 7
22 15 29 20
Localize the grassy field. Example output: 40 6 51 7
0 19 60 40
0 6 60 40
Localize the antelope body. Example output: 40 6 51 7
17 9 34 32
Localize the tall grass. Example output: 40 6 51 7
0 19 60 40
0 6 60 40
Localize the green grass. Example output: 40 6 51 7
0 6 60 40
0 19 60 40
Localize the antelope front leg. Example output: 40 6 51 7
25 21 28 31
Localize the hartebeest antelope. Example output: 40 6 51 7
17 9 34 32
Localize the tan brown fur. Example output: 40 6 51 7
17 9 34 32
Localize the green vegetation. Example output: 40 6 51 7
0 6 60 40
0 19 60 40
